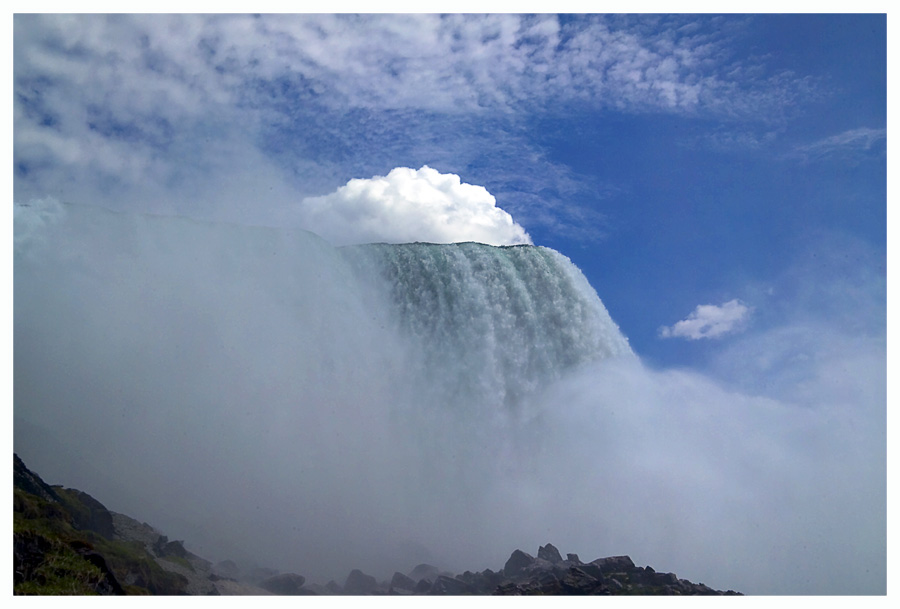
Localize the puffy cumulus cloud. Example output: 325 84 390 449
659 299 751 340
295 166 532 246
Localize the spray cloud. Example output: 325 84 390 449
13 199 885 594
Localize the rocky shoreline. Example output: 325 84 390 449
14 454 740 595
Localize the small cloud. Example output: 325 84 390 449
791 127 886 163
659 299 751 340
296 166 532 246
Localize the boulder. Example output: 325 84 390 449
591 555 636 574
414 577 434 593
62 488 117 540
560 566 603 595
503 549 535 576
566 553 582 565
538 543 563 564
154 536 189 559
344 569 378 595
460 568 503 594
408 563 440 582
428 575 474 595
659 572 679 586
575 563 605 581
533 570 562 594
390 571 417 592
259 572 307 595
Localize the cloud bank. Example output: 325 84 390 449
296 166 532 246
659 299 751 340
13 14 821 232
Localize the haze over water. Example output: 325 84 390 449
14 200 885 594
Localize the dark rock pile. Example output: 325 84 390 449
312 541 740 596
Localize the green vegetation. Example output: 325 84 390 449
14 530 107 595
14 484 188 595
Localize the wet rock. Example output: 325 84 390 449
390 571 417 592
259 572 307 595
408 563 441 582
414 577 433 593
538 543 563 563
560 566 604 595
428 575 474 595
344 569 378 595
575 562 605 581
503 549 535 576
591 555 636 574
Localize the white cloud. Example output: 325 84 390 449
13 14 822 230
295 166 532 246
659 299 751 340
792 127 886 162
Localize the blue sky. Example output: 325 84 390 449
13 12 886 379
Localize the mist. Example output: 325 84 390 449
13 200 885 594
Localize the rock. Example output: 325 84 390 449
408 563 440 582
533 570 562 593
659 572 679 586
538 543 563 563
259 572 307 595
566 553 582 565
344 569 378 595
607 577 624 591
575 563 605 580
154 536 189 559
14 454 62 504
59 488 117 540
73 547 127 595
414 577 434 593
428 575 474 595
591 555 636 574
503 549 535 576
390 571 417 592
324 580 343 594
461 568 503 594
560 566 604 595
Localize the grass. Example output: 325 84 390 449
14 486 189 595
14 531 108 595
